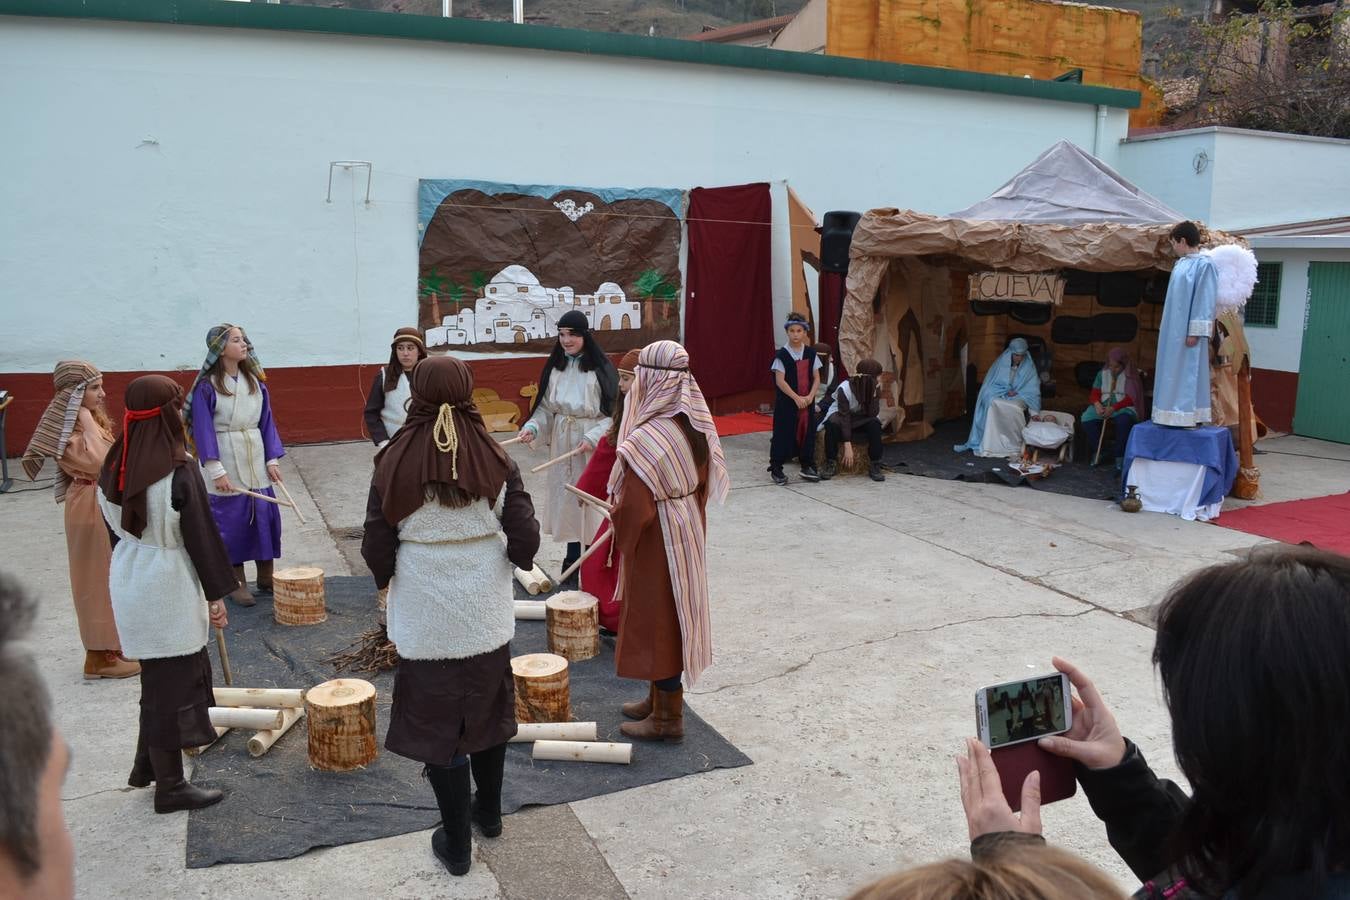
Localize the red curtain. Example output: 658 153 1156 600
684 183 774 399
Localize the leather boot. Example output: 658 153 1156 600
128 732 153 788
255 560 274 595
149 748 223 813
426 763 472 876
620 682 656 721
469 743 507 838
620 686 684 743
83 649 140 680
229 565 255 607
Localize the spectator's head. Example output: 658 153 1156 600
846 843 1125 899
1168 221 1201 251
0 576 74 900
1154 546 1350 894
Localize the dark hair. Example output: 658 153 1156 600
1153 546 1350 896
1169 221 1201 248
0 575 54 879
607 389 627 443
785 312 809 328
673 413 710 469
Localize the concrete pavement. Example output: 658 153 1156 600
3 430 1346 898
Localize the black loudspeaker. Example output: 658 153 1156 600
820 211 862 274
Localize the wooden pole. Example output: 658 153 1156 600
230 486 289 507
215 627 233 686
499 435 524 446
247 706 306 757
532 740 632 765
213 687 305 709
274 480 309 525
509 722 598 743
209 706 285 730
514 600 548 620
564 483 614 515
556 529 612 584
530 444 586 474
1232 357 1261 500
1092 410 1109 466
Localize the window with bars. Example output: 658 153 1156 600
1245 262 1281 327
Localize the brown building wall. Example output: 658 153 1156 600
826 0 1163 126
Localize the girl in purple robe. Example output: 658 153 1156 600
183 324 285 606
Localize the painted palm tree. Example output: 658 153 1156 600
633 268 679 325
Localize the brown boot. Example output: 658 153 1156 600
255 560 274 595
619 686 684 743
620 682 656 720
229 566 255 607
83 649 141 680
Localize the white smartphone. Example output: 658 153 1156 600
975 672 1072 750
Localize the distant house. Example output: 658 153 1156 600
685 14 796 48
425 265 641 346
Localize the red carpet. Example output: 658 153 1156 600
714 411 772 437
1218 491 1350 556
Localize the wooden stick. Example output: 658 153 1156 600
499 436 524 446
274 480 309 525
556 529 612 584
530 445 586 474
185 726 229 757
215 627 233 686
1092 411 1109 466
514 600 548 620
532 739 632 765
509 722 598 743
230 486 288 507
214 687 305 709
564 483 614 515
247 707 305 757
209 706 285 731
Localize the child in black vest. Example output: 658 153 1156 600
768 312 821 485
819 358 886 482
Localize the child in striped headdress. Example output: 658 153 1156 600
21 360 138 679
608 340 729 742
183 324 286 607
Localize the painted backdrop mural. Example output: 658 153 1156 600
418 179 684 354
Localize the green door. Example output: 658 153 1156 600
1293 262 1350 443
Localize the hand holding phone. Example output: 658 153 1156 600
957 738 1042 840
975 672 1072 749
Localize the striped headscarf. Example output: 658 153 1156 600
608 340 729 686
182 323 266 441
21 360 102 504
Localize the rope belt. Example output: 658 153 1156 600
399 532 498 546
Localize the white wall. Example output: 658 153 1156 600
1119 127 1350 232
1244 246 1350 373
1114 130 1217 223
0 15 1129 373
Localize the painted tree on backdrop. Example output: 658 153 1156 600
633 269 680 324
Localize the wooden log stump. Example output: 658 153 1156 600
546 591 599 662
274 566 327 626
511 653 570 724
305 678 378 771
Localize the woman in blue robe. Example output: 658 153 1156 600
955 337 1042 457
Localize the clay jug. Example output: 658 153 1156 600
1120 485 1143 513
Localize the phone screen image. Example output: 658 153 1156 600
983 674 1068 749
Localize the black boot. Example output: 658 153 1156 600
149 748 223 814
426 763 473 876
469 743 507 838
128 732 153 788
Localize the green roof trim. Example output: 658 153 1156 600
0 0 1141 109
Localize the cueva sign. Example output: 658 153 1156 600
968 272 1065 305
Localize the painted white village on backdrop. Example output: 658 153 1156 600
425 265 642 347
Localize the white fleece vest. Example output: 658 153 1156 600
99 476 209 660
386 497 514 660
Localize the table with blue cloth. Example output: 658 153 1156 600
1122 422 1238 521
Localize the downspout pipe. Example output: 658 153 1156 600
1092 104 1107 158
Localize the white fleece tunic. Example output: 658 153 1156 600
386 496 515 661
99 475 210 660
